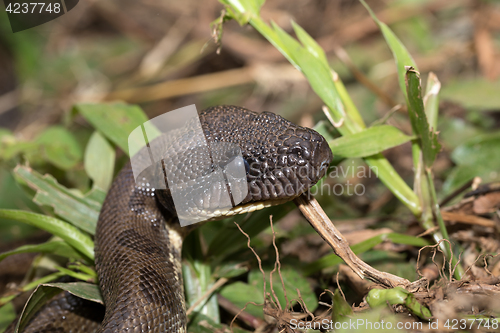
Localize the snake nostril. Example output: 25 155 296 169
313 139 333 169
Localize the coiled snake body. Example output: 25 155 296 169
12 106 332 332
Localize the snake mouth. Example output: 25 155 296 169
190 196 296 222
192 160 332 222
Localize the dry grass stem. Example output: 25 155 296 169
440 211 496 228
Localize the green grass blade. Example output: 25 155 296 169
291 20 366 129
405 67 441 169
364 155 421 215
291 20 329 67
54 266 95 283
0 240 84 263
271 22 358 134
0 303 15 333
424 72 441 131
360 0 418 96
0 210 94 261
328 125 415 158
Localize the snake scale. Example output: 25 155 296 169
9 105 333 332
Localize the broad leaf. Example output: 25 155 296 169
35 126 82 170
15 166 104 235
444 133 500 192
441 78 500 110
84 131 115 191
75 103 149 154
44 282 102 303
14 282 102 333
219 281 263 318
250 266 318 313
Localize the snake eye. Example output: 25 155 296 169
218 155 250 175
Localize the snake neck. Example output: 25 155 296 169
95 163 187 332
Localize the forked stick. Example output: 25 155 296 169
294 192 410 288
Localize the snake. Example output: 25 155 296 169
9 105 333 332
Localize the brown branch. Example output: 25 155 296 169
293 192 409 288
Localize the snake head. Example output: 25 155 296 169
152 105 333 223
200 105 333 206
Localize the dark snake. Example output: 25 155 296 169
9 105 333 332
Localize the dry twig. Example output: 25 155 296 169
293 192 410 288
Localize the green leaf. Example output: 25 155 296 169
214 262 249 279
0 240 83 263
84 131 115 191
272 22 358 135
0 140 39 161
313 121 338 143
15 166 104 235
364 155 421 215
250 266 317 313
405 67 441 169
187 313 251 333
0 303 16 333
41 282 102 303
444 133 500 192
441 78 500 110
360 0 418 96
328 125 414 158
423 72 440 131
0 210 94 261
222 0 263 16
35 126 82 170
54 266 95 282
75 103 149 154
451 132 500 167
291 21 366 129
291 20 329 68
219 281 263 318
183 260 220 323
14 282 102 333
13 285 62 333
332 289 353 323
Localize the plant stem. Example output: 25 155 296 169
426 169 465 280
